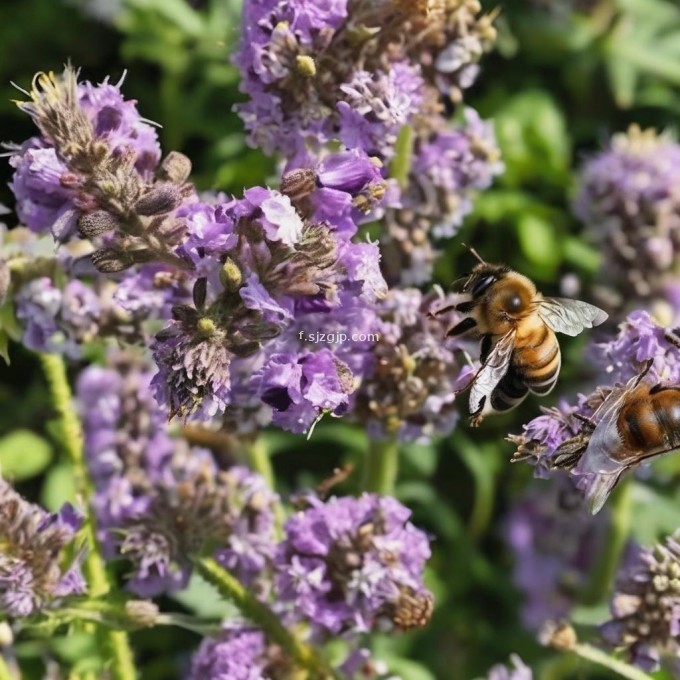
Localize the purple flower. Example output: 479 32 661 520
486 655 533 680
9 75 160 237
188 624 271 680
599 535 680 672
15 277 102 358
574 125 680 318
275 493 433 638
504 475 608 630
0 479 85 617
77 356 279 596
352 288 471 443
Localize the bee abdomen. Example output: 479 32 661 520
490 365 529 412
516 334 560 396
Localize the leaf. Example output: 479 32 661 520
517 212 562 270
629 484 680 546
0 430 53 481
41 462 76 511
170 573 239 619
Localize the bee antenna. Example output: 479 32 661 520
461 243 486 265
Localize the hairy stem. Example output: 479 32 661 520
244 437 285 535
573 643 654 680
362 438 399 495
39 354 136 680
195 557 339 680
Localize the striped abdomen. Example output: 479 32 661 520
489 323 561 414
615 385 680 462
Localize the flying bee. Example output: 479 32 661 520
551 361 680 514
436 250 607 426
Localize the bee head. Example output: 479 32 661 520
465 263 511 298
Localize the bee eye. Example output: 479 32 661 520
471 275 496 297
505 293 523 313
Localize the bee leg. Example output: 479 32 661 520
573 412 595 429
454 300 475 314
446 317 477 337
427 303 457 319
664 328 680 349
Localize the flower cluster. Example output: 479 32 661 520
11 68 194 271
600 534 680 672
275 493 433 637
0 479 85 617
235 0 502 284
574 125 680 324
504 475 608 629
77 356 278 596
151 153 387 427
352 287 473 443
510 311 680 508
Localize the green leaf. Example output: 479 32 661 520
629 484 680 546
41 462 76 511
170 573 239 619
517 213 562 270
0 430 53 481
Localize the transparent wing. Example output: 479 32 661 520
538 298 608 337
469 331 515 415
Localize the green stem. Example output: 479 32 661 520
39 354 136 680
195 557 338 680
573 643 654 680
244 437 284 535
388 125 414 189
362 438 399 495
582 478 632 604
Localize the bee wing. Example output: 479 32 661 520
538 298 608 337
469 331 515 415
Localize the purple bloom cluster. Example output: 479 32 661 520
574 125 680 323
235 0 496 160
235 0 502 284
600 534 680 672
275 493 433 637
0 479 85 617
77 357 278 596
151 154 387 429
353 287 474 443
486 655 533 680
504 475 608 630
188 624 273 680
9 74 160 239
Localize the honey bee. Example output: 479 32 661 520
439 250 607 426
552 362 680 514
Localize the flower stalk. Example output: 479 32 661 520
195 557 339 680
362 438 399 495
39 353 136 680
572 643 654 680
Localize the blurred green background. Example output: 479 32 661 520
2 0 680 677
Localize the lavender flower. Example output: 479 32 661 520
382 110 503 284
151 158 387 428
485 655 533 680
11 67 194 270
0 479 85 617
235 0 496 159
504 475 608 630
77 357 278 596
352 288 473 443
275 493 433 638
188 624 275 680
574 125 680 321
599 534 680 672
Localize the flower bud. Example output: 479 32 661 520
134 183 182 216
91 248 134 273
197 317 217 338
78 210 119 238
157 151 192 184
280 168 317 203
219 258 243 292
125 600 159 628
295 55 317 77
